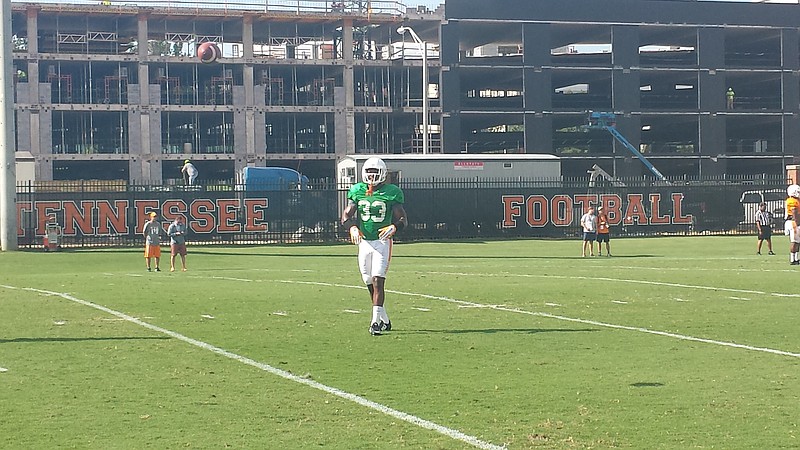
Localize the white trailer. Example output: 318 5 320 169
337 154 561 187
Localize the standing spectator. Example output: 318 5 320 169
142 212 162 272
785 184 800 265
340 157 408 336
755 202 774 256
167 215 189 272
580 205 597 257
596 206 612 256
726 87 735 109
181 159 198 185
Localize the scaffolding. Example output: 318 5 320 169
264 77 284 106
103 70 128 104
206 71 233 105
157 74 181 105
47 66 72 103
311 77 334 106
11 1 436 182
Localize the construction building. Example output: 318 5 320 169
10 0 443 183
12 0 800 183
440 0 800 177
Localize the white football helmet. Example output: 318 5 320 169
788 184 800 199
362 157 387 185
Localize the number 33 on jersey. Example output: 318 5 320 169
347 182 405 241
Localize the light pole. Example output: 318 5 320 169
0 0 18 250
397 26 428 154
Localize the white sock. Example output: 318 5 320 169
793 252 798 262
372 306 381 324
377 306 389 323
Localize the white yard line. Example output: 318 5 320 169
278 280 800 359
0 284 504 450
207 276 254 282
587 265 796 274
424 271 800 298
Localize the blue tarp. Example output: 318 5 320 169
241 167 309 191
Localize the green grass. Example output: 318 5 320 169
1 236 799 449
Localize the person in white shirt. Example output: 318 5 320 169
181 160 198 185
167 215 189 272
580 205 598 257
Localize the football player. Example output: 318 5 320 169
786 184 800 265
341 157 408 336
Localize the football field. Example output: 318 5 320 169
1 236 799 449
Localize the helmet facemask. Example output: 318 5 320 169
362 157 387 188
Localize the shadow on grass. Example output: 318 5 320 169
630 382 665 387
402 328 598 335
59 247 660 259
0 336 171 344
189 251 660 259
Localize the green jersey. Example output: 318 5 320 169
347 182 405 240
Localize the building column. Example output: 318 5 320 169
134 13 159 182
697 27 726 174
613 115 643 178
523 113 552 154
699 114 727 176
25 7 50 180
334 18 355 156
522 23 552 154
25 7 38 104
237 14 255 176
611 25 639 113
440 21 460 153
698 28 725 113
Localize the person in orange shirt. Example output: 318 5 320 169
786 184 800 265
596 206 612 257
142 211 163 272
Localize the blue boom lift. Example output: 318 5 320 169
586 112 669 183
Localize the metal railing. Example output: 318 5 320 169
16 0 407 16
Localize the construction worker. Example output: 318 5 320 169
181 159 198 185
726 87 735 109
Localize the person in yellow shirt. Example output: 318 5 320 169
785 184 800 265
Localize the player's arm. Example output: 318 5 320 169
392 204 408 230
378 204 408 240
341 200 358 228
341 200 363 244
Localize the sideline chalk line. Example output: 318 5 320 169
0 284 504 450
